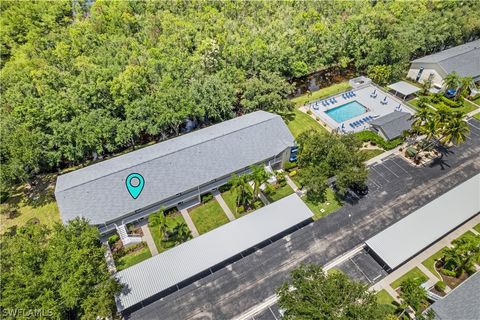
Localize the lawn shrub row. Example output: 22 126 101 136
354 130 403 150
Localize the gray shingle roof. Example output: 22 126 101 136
55 111 294 225
430 271 480 320
370 111 413 140
412 39 480 78
115 194 314 312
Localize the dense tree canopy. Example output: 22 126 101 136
277 264 391 320
296 131 368 199
1 0 479 192
0 218 121 320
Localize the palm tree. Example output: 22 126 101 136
250 165 271 199
443 72 460 91
421 77 432 95
440 112 470 145
229 174 251 209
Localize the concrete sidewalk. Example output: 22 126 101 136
180 208 200 238
212 190 236 221
141 223 159 256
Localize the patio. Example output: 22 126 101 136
308 84 415 134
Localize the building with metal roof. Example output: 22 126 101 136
407 39 480 88
369 111 413 141
55 111 295 233
115 194 313 313
428 271 480 320
366 174 480 271
387 81 421 100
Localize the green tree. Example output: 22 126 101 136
229 174 252 210
399 277 428 314
443 233 480 276
367 65 392 86
249 165 270 199
421 77 433 95
0 218 121 320
277 264 390 320
443 72 460 91
297 131 367 199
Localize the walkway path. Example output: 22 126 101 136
140 222 159 256
103 241 117 274
180 208 200 238
258 191 270 206
212 190 235 221
284 175 299 192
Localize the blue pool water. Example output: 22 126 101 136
325 101 366 123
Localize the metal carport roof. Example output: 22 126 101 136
115 194 313 312
387 81 421 97
365 174 480 270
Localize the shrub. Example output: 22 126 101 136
441 268 457 277
354 130 402 150
201 193 213 203
406 146 417 158
254 200 263 209
316 116 320 121
264 184 275 194
283 161 298 171
108 234 120 246
441 96 462 108
289 170 297 177
435 281 446 292
237 205 245 214
306 110 312 115
219 183 231 193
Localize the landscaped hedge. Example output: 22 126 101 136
354 131 403 150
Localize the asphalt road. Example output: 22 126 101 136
128 118 480 320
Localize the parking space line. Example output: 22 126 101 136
350 257 373 284
370 166 390 183
389 158 411 175
269 307 279 320
379 162 400 178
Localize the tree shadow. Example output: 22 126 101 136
20 173 57 208
428 146 454 170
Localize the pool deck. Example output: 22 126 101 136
308 84 415 133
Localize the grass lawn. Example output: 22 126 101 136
360 148 385 160
390 267 428 289
473 223 480 233
286 109 328 138
473 113 480 120
115 244 152 271
291 82 351 107
303 188 342 220
149 213 187 253
189 199 229 234
265 184 294 202
376 289 395 305
222 188 250 219
471 95 480 105
1 176 61 234
222 188 238 215
422 247 446 279
456 230 476 241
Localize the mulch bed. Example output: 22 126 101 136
434 261 470 289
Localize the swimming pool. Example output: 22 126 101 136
325 101 366 123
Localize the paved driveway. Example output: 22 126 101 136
127 119 480 320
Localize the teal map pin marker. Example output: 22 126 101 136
126 173 144 199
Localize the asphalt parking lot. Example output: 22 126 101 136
128 119 480 320
336 249 387 285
